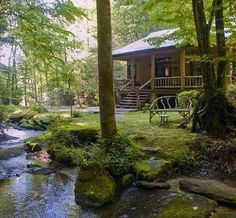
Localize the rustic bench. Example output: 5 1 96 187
149 96 192 123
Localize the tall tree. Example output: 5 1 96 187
190 0 235 135
96 0 117 138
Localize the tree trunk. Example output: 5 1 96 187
7 45 13 105
23 62 28 107
96 0 117 138
191 0 235 136
215 0 228 90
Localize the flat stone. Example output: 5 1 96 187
135 181 170 190
27 167 53 175
180 178 236 207
112 188 217 218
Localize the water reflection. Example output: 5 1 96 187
0 173 100 218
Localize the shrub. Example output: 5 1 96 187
171 154 197 173
48 125 99 147
194 136 236 174
47 143 87 166
73 111 81 118
98 135 142 178
142 103 150 112
30 103 48 113
226 84 236 107
178 90 202 106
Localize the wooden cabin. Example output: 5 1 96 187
112 29 235 109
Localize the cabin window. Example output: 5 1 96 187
127 65 137 80
155 57 171 77
190 62 202 76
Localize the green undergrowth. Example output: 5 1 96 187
194 135 236 175
28 111 198 175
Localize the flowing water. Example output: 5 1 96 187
1 128 235 218
0 128 101 218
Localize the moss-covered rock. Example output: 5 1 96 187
133 159 171 181
50 125 99 147
31 117 47 130
8 110 38 123
112 188 217 218
19 119 44 130
180 178 236 207
75 165 116 208
32 114 50 126
210 211 236 218
157 193 217 218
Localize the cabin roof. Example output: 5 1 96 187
112 29 180 58
112 29 234 59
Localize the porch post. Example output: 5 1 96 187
131 58 135 90
180 49 186 90
151 54 155 90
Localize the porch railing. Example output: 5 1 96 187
184 76 203 88
115 75 234 89
154 77 181 88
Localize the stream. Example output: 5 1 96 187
0 128 102 218
1 128 236 218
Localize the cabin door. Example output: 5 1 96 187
155 58 171 77
127 65 137 80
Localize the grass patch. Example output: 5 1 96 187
117 111 197 159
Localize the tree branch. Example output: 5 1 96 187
207 0 217 33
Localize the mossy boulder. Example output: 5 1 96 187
50 125 99 147
19 119 45 130
211 211 236 218
8 110 38 123
112 188 217 218
31 114 50 126
180 178 236 207
133 159 171 181
74 165 116 208
157 193 217 218
31 117 47 130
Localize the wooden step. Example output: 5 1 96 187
116 90 151 109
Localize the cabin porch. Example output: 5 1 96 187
113 47 234 109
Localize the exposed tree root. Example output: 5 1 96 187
179 92 236 137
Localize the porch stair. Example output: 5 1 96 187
116 90 151 109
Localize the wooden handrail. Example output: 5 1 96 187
120 80 132 91
139 79 152 90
